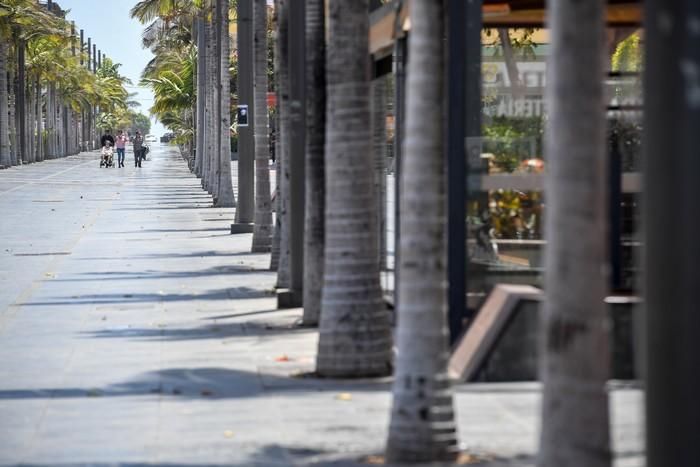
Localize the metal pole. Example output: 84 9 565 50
98 50 102 70
446 0 468 345
644 2 700 466
233 0 255 227
288 0 306 301
92 44 97 72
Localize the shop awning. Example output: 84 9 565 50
370 0 643 57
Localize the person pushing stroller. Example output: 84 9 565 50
100 141 114 168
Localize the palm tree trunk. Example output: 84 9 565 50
385 1 458 461
315 0 392 377
214 0 236 207
274 0 291 285
35 79 43 162
195 13 205 178
301 0 325 326
209 0 222 200
0 41 10 168
538 1 610 466
371 78 387 271
8 54 17 166
46 83 53 159
203 1 215 193
251 0 273 252
270 147 281 268
27 82 34 163
270 0 282 270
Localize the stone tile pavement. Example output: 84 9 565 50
0 145 643 466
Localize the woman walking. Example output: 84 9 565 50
115 130 127 167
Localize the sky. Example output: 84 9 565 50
57 0 166 136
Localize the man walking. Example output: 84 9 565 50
100 130 115 149
133 131 144 168
115 130 127 168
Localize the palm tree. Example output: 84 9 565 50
0 40 10 167
273 0 291 284
538 1 610 467
315 0 392 377
385 1 458 462
213 0 235 206
301 0 325 325
195 11 206 178
251 0 273 252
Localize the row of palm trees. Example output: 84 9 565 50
0 0 132 169
131 0 236 207
138 0 621 464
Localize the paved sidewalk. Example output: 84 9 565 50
0 146 643 466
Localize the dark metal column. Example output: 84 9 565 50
447 0 481 345
232 0 256 229
644 2 700 467
288 0 306 302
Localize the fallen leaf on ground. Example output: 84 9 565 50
223 430 234 438
201 389 214 396
335 393 352 401
274 355 291 362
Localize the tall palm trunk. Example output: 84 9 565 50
371 78 387 270
386 1 458 461
209 0 221 199
27 82 34 163
8 57 17 166
251 0 273 252
46 82 53 159
0 41 10 168
203 1 215 193
270 0 282 271
274 0 291 284
195 14 205 178
538 1 610 466
214 0 236 207
315 0 392 377
301 0 325 326
35 79 43 162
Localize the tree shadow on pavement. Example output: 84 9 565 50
47 264 270 282
0 366 392 401
76 251 259 261
79 313 309 342
18 286 274 307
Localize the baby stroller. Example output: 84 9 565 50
100 146 114 168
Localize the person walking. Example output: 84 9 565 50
115 130 127 168
100 130 115 149
133 131 144 168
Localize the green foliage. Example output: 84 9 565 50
483 116 544 173
612 32 642 72
128 112 152 135
3 0 130 115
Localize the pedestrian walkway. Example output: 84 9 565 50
0 146 643 466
